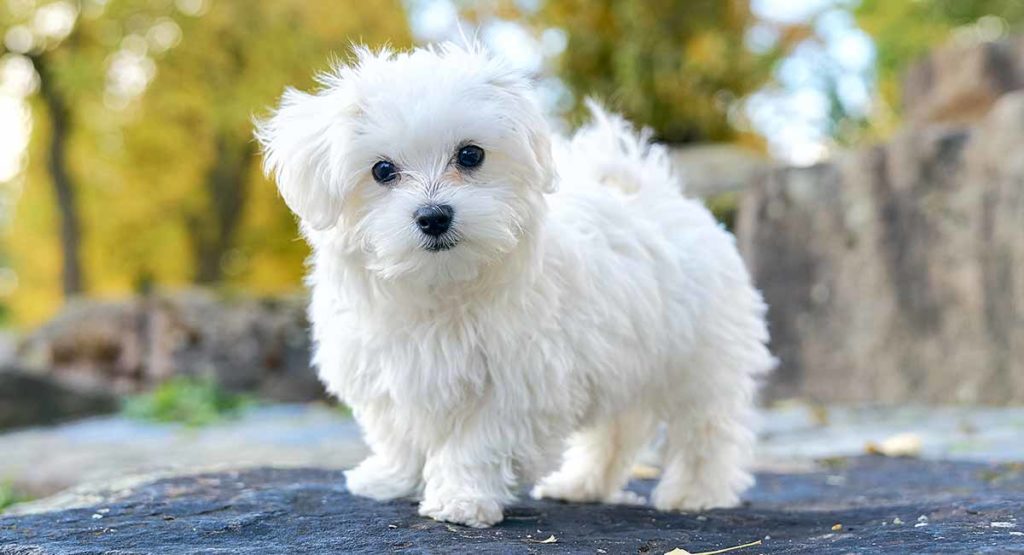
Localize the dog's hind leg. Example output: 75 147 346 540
531 409 656 505
651 352 760 511
652 281 772 512
652 407 755 511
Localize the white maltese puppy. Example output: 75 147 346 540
257 43 773 528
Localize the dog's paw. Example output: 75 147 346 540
344 456 419 501
604 489 647 506
651 485 739 512
531 476 602 504
532 479 645 506
528 475 606 503
418 496 503 528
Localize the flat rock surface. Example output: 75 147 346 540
2 457 1022 554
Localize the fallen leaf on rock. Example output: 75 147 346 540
810 403 830 426
664 539 763 555
631 464 662 480
865 433 922 457
831 523 843 531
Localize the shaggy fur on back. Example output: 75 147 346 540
257 42 774 528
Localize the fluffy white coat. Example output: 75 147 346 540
257 43 774 528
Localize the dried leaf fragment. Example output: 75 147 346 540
865 433 922 457
631 464 662 480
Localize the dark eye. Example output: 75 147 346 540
372 160 398 184
456 145 485 169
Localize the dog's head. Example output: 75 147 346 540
256 43 554 285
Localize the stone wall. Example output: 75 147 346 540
903 37 1024 125
16 290 323 402
738 91 1024 404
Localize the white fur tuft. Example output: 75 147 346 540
557 99 682 196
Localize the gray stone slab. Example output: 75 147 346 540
2 457 1022 554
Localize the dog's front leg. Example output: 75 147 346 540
418 420 515 528
344 404 424 501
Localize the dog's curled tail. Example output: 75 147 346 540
563 99 683 196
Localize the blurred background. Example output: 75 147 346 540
0 0 1022 512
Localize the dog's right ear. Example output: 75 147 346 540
256 84 357 231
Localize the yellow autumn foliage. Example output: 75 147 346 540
4 0 410 326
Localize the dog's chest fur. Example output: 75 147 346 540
310 267 583 428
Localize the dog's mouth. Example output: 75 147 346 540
423 234 460 252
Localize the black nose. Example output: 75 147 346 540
414 204 453 237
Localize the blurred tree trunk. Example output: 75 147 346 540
29 53 85 296
188 135 254 284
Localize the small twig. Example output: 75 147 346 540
667 539 764 555
692 539 763 555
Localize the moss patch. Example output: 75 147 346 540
122 377 253 427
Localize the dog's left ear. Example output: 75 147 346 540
255 83 358 230
492 75 557 194
521 107 557 194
